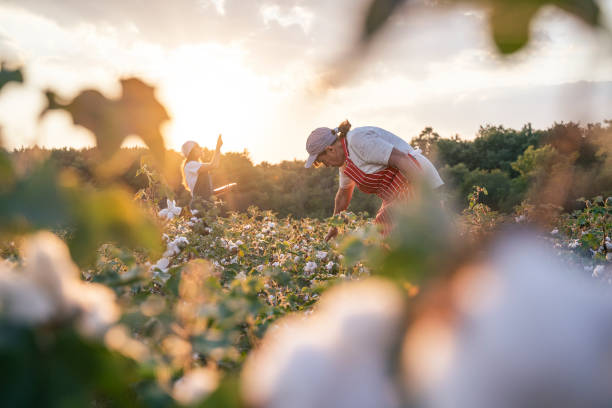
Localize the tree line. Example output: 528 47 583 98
7 120 611 218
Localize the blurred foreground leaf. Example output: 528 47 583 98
362 0 406 40
361 0 602 54
40 77 169 166
340 190 457 284
0 322 144 407
0 159 162 266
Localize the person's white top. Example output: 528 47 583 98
338 126 444 189
184 161 203 194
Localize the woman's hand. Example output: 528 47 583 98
325 226 338 242
216 134 223 151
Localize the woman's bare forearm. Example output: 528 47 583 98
333 186 354 215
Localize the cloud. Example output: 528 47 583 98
0 0 610 163
260 4 314 33
359 80 612 139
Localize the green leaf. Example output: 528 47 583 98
489 1 539 54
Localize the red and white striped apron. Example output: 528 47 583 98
341 137 421 235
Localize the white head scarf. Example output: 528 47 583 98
181 141 198 158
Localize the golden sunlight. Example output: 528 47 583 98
158 44 276 155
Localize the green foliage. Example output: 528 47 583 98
556 196 611 259
0 158 162 266
0 322 145 407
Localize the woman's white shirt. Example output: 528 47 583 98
184 161 203 194
338 126 444 189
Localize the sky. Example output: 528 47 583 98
0 0 610 164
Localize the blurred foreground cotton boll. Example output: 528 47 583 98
172 367 219 406
0 231 119 336
242 278 405 408
404 232 612 408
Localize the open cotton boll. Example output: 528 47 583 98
242 278 405 408
158 199 182 220
0 269 55 324
315 251 327 260
0 232 120 336
21 231 81 315
67 282 120 337
172 367 219 406
405 232 612 408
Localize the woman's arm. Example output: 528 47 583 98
325 184 355 241
333 184 354 215
387 148 422 182
198 135 223 174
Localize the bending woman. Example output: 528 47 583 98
304 120 444 240
181 135 223 202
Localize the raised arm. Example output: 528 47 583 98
198 134 223 173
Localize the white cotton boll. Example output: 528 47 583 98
243 224 252 230
268 222 276 228
256 233 264 239
593 265 605 278
236 240 244 246
304 261 317 275
408 233 612 408
158 200 181 220
174 236 189 246
257 265 265 272
22 231 81 315
68 283 120 337
242 278 405 408
0 270 55 324
514 215 526 223
2 232 119 335
272 262 280 267
163 242 180 257
173 368 219 406
550 228 559 235
316 251 327 260
568 239 580 249
326 261 335 271
294 255 301 263
154 257 170 272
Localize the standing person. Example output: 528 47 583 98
181 135 223 203
304 120 444 240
